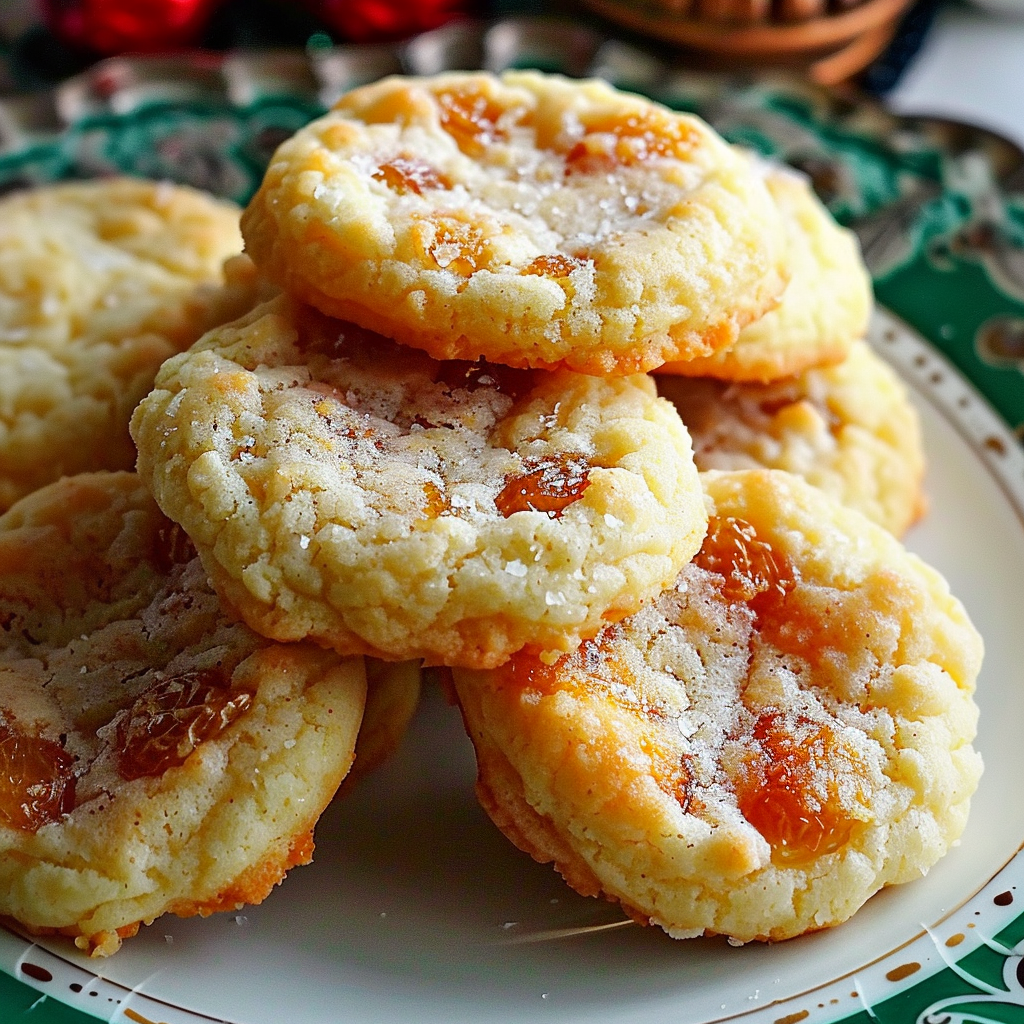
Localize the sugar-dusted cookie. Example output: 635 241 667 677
0 178 269 513
453 469 983 943
656 340 925 536
658 164 872 382
130 294 707 668
240 70 789 375
0 472 366 956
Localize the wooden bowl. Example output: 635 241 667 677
580 0 917 84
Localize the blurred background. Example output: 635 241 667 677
0 0 1019 123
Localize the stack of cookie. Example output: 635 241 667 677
0 70 982 955
0 178 381 957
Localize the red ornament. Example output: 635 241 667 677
305 0 479 43
41 0 219 55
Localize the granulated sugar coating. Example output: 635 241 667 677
240 70 789 375
131 294 708 668
0 472 366 956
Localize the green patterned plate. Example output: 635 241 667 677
3 19 1024 1024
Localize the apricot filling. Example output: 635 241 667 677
565 110 701 173
372 156 450 195
434 86 513 158
734 711 867 866
495 454 590 519
0 722 76 832
693 514 797 609
115 668 254 781
414 214 488 276
522 254 589 278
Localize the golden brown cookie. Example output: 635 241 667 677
453 469 982 943
656 339 925 536
0 178 270 513
0 471 366 956
657 164 872 383
240 70 789 375
342 658 423 791
131 294 707 668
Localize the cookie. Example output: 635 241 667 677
130 294 708 668
0 472 366 956
240 70 789 375
656 339 925 536
0 178 267 513
343 658 422 791
452 469 982 942
657 164 872 382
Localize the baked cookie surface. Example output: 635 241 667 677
0 179 264 513
130 294 707 668
240 70 789 375
656 339 925 536
0 472 366 955
453 469 982 942
657 165 872 383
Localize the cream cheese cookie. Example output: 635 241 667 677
0 178 269 513
658 164 872 382
453 469 982 943
130 294 707 668
0 471 366 956
240 70 789 375
656 340 925 536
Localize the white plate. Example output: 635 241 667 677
5 306 1024 1024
